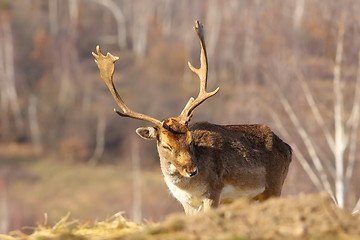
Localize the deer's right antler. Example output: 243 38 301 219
92 45 162 127
93 21 218 128
178 21 220 125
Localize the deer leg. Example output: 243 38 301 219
252 185 281 202
203 195 220 211
253 170 285 202
181 203 199 215
252 190 271 202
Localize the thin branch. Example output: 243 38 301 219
269 110 324 191
296 72 335 152
345 51 360 184
275 84 335 199
295 72 336 178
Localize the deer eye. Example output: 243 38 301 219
162 145 172 151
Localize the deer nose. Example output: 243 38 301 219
186 167 198 177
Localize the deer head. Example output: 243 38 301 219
92 21 219 178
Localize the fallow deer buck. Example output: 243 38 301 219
92 21 292 215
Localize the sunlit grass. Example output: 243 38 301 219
1 192 359 240
0 213 140 240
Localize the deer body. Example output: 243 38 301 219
150 121 291 214
92 21 292 215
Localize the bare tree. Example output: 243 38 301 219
293 0 306 30
87 0 127 49
88 113 106 165
131 137 142 222
28 95 42 154
0 175 9 234
0 10 23 139
205 0 222 60
48 0 59 36
129 1 151 57
273 11 360 210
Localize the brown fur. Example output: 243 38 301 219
151 119 292 214
190 122 292 198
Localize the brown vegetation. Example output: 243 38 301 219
1 193 360 240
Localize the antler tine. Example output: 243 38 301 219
179 21 220 124
92 45 162 127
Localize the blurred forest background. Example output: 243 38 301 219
1 0 360 234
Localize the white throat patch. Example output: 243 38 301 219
168 163 178 174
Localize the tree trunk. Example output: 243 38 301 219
0 12 23 139
88 114 106 165
28 95 42 154
131 137 142 223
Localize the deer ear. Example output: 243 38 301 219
136 127 158 140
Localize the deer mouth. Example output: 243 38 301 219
167 162 198 178
182 166 199 178
186 168 198 177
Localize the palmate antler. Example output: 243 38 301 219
178 21 220 125
92 45 162 127
92 20 219 127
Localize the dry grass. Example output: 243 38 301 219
0 213 140 240
1 193 359 240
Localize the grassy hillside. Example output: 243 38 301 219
1 193 359 240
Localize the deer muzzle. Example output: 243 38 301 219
181 165 198 178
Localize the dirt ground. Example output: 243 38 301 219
127 193 360 240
